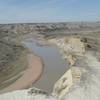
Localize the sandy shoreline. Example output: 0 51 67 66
1 53 43 93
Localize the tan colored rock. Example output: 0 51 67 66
52 69 73 100
71 66 86 84
67 55 77 66
52 66 87 100
48 37 85 56
64 37 85 56
48 37 85 66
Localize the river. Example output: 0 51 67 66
23 40 69 93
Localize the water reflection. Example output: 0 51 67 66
23 41 68 93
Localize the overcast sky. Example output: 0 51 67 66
0 0 100 23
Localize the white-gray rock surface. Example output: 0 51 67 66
0 88 59 100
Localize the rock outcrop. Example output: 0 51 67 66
53 66 87 100
48 37 85 65
51 37 100 100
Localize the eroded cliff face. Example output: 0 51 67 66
48 37 85 66
50 37 100 100
50 37 86 99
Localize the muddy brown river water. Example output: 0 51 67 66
23 41 69 93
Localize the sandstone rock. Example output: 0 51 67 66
48 37 85 66
71 66 86 84
49 37 85 55
52 65 87 99
67 55 77 66
52 69 73 100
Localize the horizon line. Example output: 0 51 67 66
0 20 100 24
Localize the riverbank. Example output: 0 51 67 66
1 53 43 93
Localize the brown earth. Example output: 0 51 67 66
1 53 43 93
